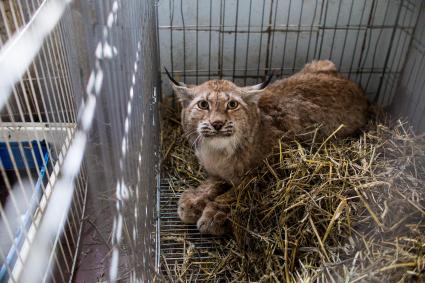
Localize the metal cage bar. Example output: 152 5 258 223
158 0 421 103
1 0 160 282
0 0 86 282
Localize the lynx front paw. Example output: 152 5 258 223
197 202 231 236
177 189 207 224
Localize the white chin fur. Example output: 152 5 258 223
202 135 238 153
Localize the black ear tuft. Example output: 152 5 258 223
258 74 273 90
164 67 182 86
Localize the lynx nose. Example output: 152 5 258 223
211 121 224 131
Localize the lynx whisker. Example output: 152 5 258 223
184 129 198 139
192 134 202 149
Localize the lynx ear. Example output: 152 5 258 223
243 89 264 104
164 67 194 106
241 74 273 91
240 74 272 104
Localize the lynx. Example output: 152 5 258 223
166 60 368 235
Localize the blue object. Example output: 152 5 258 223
0 141 50 282
0 141 48 171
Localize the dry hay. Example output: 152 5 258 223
161 104 425 282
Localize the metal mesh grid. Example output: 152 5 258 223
1 0 161 281
71 0 161 281
0 0 87 282
391 3 425 132
0 1 37 43
158 0 421 106
159 180 219 282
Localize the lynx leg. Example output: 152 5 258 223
178 178 229 224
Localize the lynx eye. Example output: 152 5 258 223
227 100 239 110
197 100 209 110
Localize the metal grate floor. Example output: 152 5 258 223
159 180 220 282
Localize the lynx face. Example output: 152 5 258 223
169 79 269 153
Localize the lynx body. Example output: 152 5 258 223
167 60 368 235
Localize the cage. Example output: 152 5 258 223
0 0 159 282
157 0 425 281
0 0 424 282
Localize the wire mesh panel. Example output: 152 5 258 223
159 180 220 282
158 0 421 106
0 0 87 282
1 0 160 282
71 0 161 282
391 3 425 132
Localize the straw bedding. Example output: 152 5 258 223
161 105 425 282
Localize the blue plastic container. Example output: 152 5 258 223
0 141 50 282
0 141 48 171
